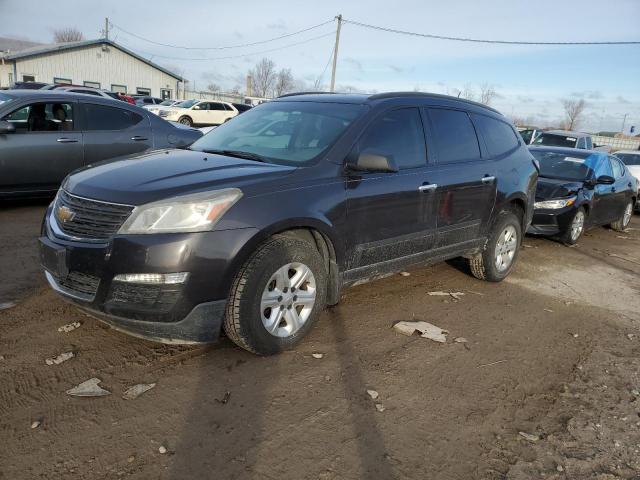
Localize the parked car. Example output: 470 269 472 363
131 95 165 107
614 150 640 211
532 130 610 152
12 81 49 90
0 90 203 198
145 99 181 115
159 99 238 126
527 146 637 244
39 92 537 354
232 103 252 114
53 85 120 100
517 126 543 145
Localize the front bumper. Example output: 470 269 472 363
40 204 258 344
527 205 577 236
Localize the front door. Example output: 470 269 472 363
0 100 83 194
344 107 436 279
591 156 619 225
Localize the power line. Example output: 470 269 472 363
342 18 640 45
109 19 335 50
118 31 336 61
316 43 335 88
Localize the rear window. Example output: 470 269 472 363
474 114 519 156
0 93 13 107
533 133 578 148
83 104 144 131
616 153 640 166
530 150 598 181
428 108 480 163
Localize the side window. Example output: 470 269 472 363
357 108 426 170
576 138 586 149
210 103 226 111
83 104 144 131
610 157 624 178
473 114 519 157
428 108 480 163
194 102 208 110
585 137 593 150
2 102 74 133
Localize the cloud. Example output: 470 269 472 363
570 90 603 100
343 57 363 72
267 20 286 30
616 96 631 104
389 65 403 73
517 95 534 103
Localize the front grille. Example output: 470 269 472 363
58 271 101 299
107 283 182 314
54 190 134 241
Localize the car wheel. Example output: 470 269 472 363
611 201 633 232
469 209 522 282
561 207 586 245
224 235 327 355
178 116 193 126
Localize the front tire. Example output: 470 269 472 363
611 201 633 232
560 207 585 245
469 209 522 282
224 235 327 355
178 116 193 126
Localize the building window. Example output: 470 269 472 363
84 81 101 89
111 84 127 94
22 75 36 82
160 89 172 100
136 87 151 95
53 77 72 85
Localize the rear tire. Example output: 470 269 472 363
560 207 585 245
469 209 522 282
223 235 327 355
611 201 633 232
178 116 193 127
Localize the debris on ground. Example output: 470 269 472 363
399 271 411 277
375 404 385 412
158 446 167 454
0 301 16 310
570 333 579 338
626 333 634 340
543 308 554 313
45 351 75 366
311 353 324 359
30 420 41 429
122 383 156 400
66 378 110 397
57 322 81 333
478 359 507 368
518 431 540 442
393 321 448 343
215 391 231 405
127 456 135 463
428 291 464 300
454 337 468 343
367 389 379 400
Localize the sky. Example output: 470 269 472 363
1 0 639 132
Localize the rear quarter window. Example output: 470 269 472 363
473 114 519 156
427 108 480 164
83 104 144 131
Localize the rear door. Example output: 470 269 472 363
344 107 436 274
422 108 497 249
80 102 153 163
209 102 230 124
0 100 83 194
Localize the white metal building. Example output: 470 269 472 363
0 38 183 99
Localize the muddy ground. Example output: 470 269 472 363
1 200 639 480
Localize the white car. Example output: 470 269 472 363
615 150 640 211
158 99 238 127
145 100 181 115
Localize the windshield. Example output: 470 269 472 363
189 101 365 166
530 150 598 181
0 93 12 107
616 153 640 166
175 99 198 109
533 133 578 148
159 100 175 106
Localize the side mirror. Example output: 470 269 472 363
596 175 615 185
352 152 398 173
0 120 15 133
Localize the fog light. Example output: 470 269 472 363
113 272 189 284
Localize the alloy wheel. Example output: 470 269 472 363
570 210 585 242
495 225 518 272
260 262 316 338
623 202 633 228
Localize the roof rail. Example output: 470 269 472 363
277 91 336 98
368 91 501 114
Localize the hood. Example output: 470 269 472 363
64 149 296 205
627 165 640 180
535 177 584 201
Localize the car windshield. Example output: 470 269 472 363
616 153 640 166
0 93 12 107
530 150 597 181
532 134 578 148
159 100 174 106
189 101 365 166
175 99 198 108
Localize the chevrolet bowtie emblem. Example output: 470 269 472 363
56 205 75 224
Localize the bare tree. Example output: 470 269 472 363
207 83 221 93
249 58 277 98
562 99 587 130
479 83 497 106
273 68 295 97
459 83 476 101
53 27 84 43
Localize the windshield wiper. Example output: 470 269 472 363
199 149 268 163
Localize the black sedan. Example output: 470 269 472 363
528 146 637 244
0 90 203 198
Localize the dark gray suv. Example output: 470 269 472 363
0 90 202 198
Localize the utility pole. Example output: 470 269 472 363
621 113 628 134
104 17 109 40
330 14 342 93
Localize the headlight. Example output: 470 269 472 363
118 189 242 234
534 196 576 209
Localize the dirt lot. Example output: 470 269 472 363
1 201 640 480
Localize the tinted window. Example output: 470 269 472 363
474 114 519 156
358 108 426 169
530 150 597 181
210 103 226 111
3 102 74 133
84 104 144 131
585 137 593 149
533 133 578 148
616 153 640 166
429 109 480 163
610 157 624 178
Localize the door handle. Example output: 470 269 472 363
56 138 78 143
131 136 148 141
418 184 437 192
481 175 496 184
